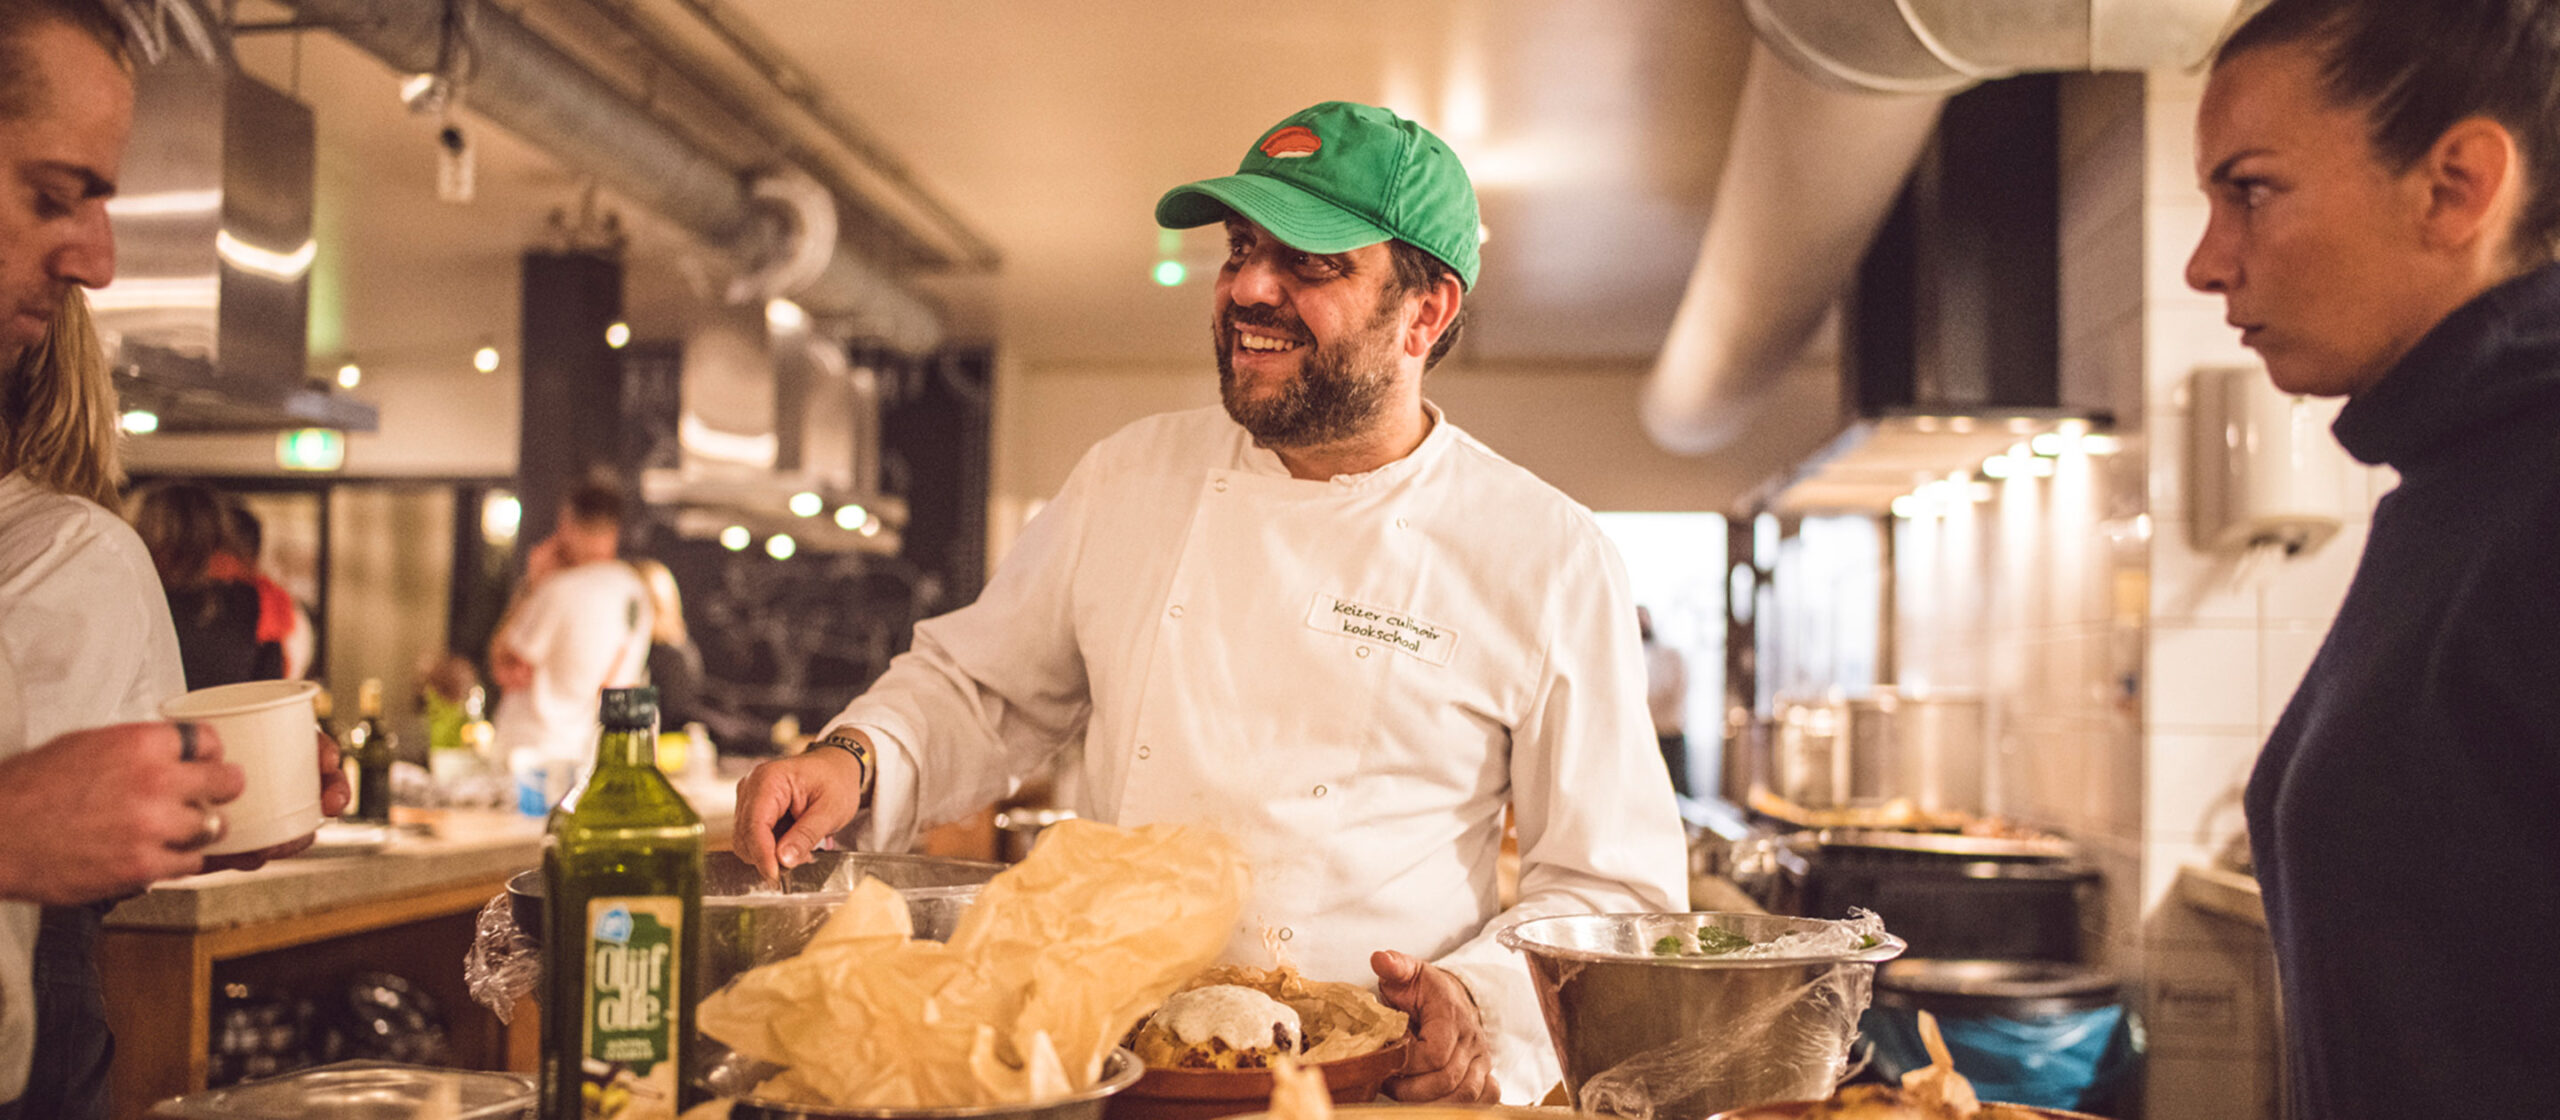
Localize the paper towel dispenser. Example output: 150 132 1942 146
2186 366 2354 556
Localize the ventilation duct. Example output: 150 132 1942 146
283 0 942 351
1642 0 2245 454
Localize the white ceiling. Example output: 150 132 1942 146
226 0 1758 376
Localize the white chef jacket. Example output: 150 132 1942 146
491 559 653 765
831 404 1688 1102
0 473 188 1103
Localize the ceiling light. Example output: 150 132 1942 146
481 493 521 542
119 410 159 434
473 345 500 373
1913 416 1942 433
2081 434 2123 455
833 504 867 531
1477 224 1491 246
1890 495 1918 519
2023 456 2058 478
2006 416 2037 434
1981 455 2016 480
337 363 361 389
719 525 750 551
2058 417 2092 437
788 491 823 518
605 321 631 349
2029 432 2070 456
766 298 808 333
764 533 797 560
1152 260 1186 287
1947 416 1975 434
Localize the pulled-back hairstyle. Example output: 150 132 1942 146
2218 0 2560 267
0 0 132 123
129 480 241 591
1 291 124 508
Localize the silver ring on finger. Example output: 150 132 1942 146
185 805 226 850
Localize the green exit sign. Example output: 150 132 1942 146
276 428 346 472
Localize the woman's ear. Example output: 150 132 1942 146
2419 116 2522 257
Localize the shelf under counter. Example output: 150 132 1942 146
101 787 736 1120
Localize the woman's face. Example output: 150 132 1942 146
2185 40 2453 397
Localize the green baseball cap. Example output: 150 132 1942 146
1156 101 1481 290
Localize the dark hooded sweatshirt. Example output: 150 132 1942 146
2246 263 2560 1119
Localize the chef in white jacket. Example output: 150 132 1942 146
736 100 1687 1105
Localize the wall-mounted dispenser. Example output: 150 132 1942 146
2186 366 2355 556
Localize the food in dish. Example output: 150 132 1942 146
1794 1011 2050 1120
1131 985 1304 1069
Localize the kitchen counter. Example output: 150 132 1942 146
2175 862 2267 928
101 782 735 1120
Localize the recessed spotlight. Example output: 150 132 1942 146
833 504 867 531
765 533 797 560
719 525 751 551
788 491 823 518
605 322 631 349
337 363 361 389
473 346 500 373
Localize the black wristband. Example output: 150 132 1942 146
814 731 874 809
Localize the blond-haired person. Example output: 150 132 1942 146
1 5 346 1114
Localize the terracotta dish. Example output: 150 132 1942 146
1102 1038 1408 1120
1707 1102 2111 1120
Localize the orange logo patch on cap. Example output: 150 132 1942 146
1259 126 1321 159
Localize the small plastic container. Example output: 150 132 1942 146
149 1060 534 1118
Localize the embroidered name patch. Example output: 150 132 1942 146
1307 594 1457 666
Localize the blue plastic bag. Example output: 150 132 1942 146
1860 1004 2137 1112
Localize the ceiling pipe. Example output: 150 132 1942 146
282 0 943 351
1643 0 2243 454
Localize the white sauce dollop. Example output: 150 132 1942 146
1153 985 1302 1053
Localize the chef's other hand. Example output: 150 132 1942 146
1372 949 1496 1103
734 744 868 883
0 722 246 906
205 729 349 873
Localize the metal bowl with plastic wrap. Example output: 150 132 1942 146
1499 912 1905 1120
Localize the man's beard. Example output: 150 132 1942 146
1215 296 1402 449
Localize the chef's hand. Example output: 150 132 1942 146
0 721 245 905
202 728 350 873
734 740 870 883
1372 949 1497 1103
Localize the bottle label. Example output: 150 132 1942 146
582 896 682 1119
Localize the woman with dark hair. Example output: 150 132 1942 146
2188 0 2560 1113
128 480 283 689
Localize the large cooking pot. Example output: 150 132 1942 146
1768 690 1985 816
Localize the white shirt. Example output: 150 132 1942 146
833 405 1687 1102
1645 640 1687 737
0 474 187 1102
492 560 653 762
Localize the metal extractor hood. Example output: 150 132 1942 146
96 51 376 433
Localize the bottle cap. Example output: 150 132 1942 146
598 687 660 730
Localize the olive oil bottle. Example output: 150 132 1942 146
541 688 703 1120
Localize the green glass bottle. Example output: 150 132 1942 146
345 678 395 825
541 687 703 1120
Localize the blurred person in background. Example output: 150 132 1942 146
488 484 652 790
129 480 281 689
632 557 765 757
1639 606 1689 797
212 499 313 680
2188 0 2560 1114
0 6 347 1113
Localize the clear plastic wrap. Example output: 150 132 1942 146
1500 911 1905 1120
463 891 538 1025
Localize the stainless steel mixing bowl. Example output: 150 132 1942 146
1500 912 1905 1120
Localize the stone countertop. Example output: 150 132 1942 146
2175 862 2266 929
103 780 736 933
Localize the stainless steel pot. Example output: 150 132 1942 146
1767 690 1985 815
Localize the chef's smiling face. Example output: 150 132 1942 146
2184 39 2476 397
0 21 131 367
1212 216 1408 448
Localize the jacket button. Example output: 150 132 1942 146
1277 927 1294 942
1396 517 1411 529
1137 745 1151 760
1313 784 1328 798
1213 478 1229 493
1168 605 1184 619
1354 646 1370 659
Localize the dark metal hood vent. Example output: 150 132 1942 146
1756 74 2113 515
95 53 376 433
